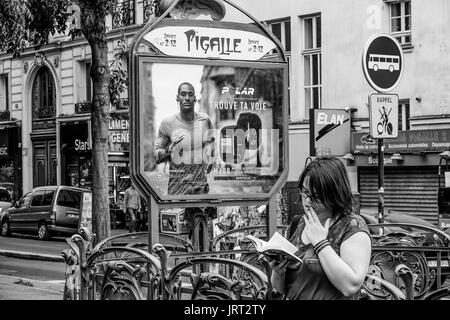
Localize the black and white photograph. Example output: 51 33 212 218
0 0 449 313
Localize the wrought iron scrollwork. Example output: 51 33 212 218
143 0 161 22
366 222 450 299
112 0 135 29
166 256 268 300
99 261 146 300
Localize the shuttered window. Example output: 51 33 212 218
359 167 439 224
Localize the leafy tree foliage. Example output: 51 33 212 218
0 0 72 56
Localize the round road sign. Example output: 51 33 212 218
362 33 404 93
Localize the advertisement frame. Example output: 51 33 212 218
133 55 289 204
129 14 289 205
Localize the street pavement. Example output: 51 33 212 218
0 274 64 300
0 228 129 300
0 228 129 262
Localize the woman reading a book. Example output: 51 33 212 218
269 156 372 300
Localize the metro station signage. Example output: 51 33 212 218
144 26 276 61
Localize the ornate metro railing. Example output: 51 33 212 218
62 222 450 300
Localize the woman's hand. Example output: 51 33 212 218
303 206 330 247
268 257 291 274
267 256 301 273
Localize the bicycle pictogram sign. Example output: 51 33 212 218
377 106 393 135
369 93 398 139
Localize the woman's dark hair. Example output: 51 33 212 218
298 156 354 216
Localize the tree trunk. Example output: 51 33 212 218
79 2 111 242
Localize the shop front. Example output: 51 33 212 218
0 123 21 201
60 120 92 189
108 112 130 210
352 128 450 225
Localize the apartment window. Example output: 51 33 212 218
398 99 410 131
77 61 92 102
266 18 292 116
85 62 92 102
389 1 412 46
32 66 56 129
267 18 291 53
302 14 322 118
0 74 9 111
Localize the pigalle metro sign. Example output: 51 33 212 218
144 25 276 60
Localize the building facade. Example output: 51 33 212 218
0 0 160 205
234 0 450 225
0 0 449 225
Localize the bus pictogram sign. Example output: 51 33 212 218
362 34 404 93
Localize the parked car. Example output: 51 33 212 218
0 187 13 215
0 185 91 240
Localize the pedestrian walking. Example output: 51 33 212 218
122 183 142 233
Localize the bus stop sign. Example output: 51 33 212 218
362 34 404 93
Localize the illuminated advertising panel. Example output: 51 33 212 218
139 60 285 200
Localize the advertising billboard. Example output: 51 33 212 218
313 109 351 157
138 60 285 200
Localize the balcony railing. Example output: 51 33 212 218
143 0 161 24
111 98 129 111
75 102 92 114
33 105 56 120
112 0 135 29
0 110 10 122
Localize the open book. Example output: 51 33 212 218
246 232 302 264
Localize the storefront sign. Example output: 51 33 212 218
144 26 276 61
368 155 393 165
439 217 450 229
352 128 450 154
108 162 128 167
313 109 350 156
0 130 9 157
109 114 129 152
60 121 90 153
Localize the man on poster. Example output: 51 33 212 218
153 82 215 196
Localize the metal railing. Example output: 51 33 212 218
112 0 135 29
111 98 129 111
0 110 10 122
143 0 161 23
62 222 450 300
75 102 92 114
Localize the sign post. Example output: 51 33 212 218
362 34 403 229
129 0 289 251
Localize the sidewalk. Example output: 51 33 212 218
0 275 64 300
0 228 129 262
